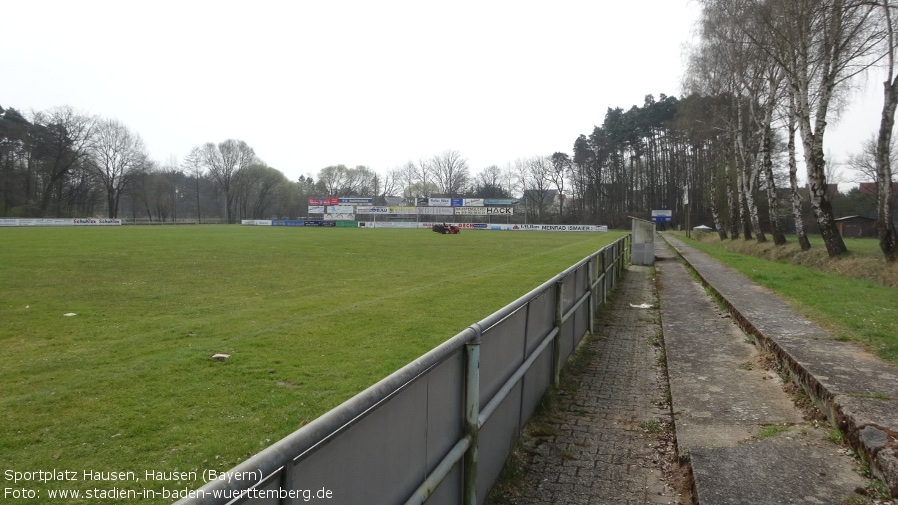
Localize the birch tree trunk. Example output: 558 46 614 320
727 166 740 240
759 132 782 245
735 98 762 240
746 159 765 242
710 158 729 240
789 0 859 257
788 94 812 251
876 0 898 262
759 72 787 245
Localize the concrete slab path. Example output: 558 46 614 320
656 235 869 505
662 233 898 500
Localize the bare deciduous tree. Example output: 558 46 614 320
317 165 378 197
200 139 257 223
519 155 555 222
89 118 147 219
749 0 882 256
32 106 97 216
234 164 287 219
430 150 470 197
182 147 204 223
550 153 571 217
472 165 512 198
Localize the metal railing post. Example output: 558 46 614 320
464 324 482 505
614 241 620 282
601 248 608 305
553 279 564 387
624 234 633 261
614 242 624 286
279 460 295 505
587 259 596 333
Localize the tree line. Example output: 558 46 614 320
551 0 897 264
4 0 897 266
0 105 289 223
679 0 898 262
1 92 892 240
0 104 580 225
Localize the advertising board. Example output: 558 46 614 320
417 207 453 215
309 197 340 206
454 207 487 215
651 210 672 223
428 198 451 207
356 206 390 213
484 199 520 206
0 218 122 226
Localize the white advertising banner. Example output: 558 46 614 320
74 218 121 226
241 220 273 226
486 207 514 215
428 198 452 207
356 206 390 213
449 206 513 215
355 222 608 231
388 206 417 215
0 218 122 227
308 206 325 213
324 214 355 221
417 207 453 215
463 198 484 207
358 221 423 229
454 207 487 215
327 205 354 213
515 224 608 232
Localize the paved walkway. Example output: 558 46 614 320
490 263 680 504
489 233 897 505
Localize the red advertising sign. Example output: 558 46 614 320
309 197 340 206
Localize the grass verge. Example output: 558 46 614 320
674 232 898 365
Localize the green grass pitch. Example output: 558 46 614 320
0 225 623 501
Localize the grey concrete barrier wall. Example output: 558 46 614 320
173 234 630 505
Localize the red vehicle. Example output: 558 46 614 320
432 223 460 234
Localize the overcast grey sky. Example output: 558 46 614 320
1 0 886 184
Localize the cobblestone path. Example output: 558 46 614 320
490 265 684 505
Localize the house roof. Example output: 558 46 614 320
859 182 898 196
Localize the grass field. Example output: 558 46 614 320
0 225 623 502
676 232 898 364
